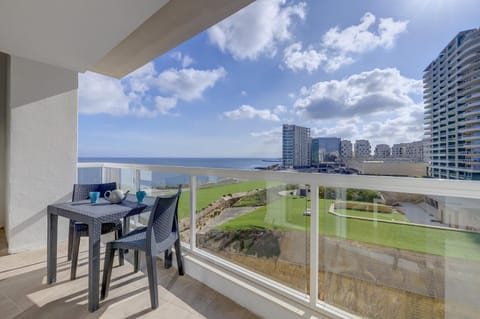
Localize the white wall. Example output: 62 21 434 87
6 55 78 253
0 53 7 229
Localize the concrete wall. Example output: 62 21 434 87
0 53 7 229
6 55 78 253
348 160 428 177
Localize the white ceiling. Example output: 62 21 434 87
0 0 170 72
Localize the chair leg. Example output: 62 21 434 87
145 254 159 310
115 229 124 266
164 248 172 269
174 238 185 276
101 243 116 300
70 231 81 280
67 221 74 261
134 250 139 273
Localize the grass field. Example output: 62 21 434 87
177 180 280 219
218 195 480 261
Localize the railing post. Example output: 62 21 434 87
101 166 105 183
309 183 319 307
190 175 197 250
135 169 141 191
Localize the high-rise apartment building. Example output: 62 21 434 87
311 137 341 164
354 140 371 159
282 124 311 168
340 140 353 160
374 144 391 158
424 28 480 179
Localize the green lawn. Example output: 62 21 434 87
177 180 281 219
218 195 480 261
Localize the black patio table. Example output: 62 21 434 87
47 195 154 312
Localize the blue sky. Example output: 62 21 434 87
78 0 480 157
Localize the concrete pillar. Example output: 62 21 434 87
6 55 78 253
0 53 7 230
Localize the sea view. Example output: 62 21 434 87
78 157 280 187
78 157 279 169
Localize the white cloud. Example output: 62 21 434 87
307 106 424 147
241 90 248 96
322 12 408 53
250 127 282 145
156 67 226 101
124 62 156 94
182 55 194 68
208 0 306 60
273 105 287 114
155 96 178 114
223 105 280 121
282 12 408 72
321 12 408 71
294 68 422 119
79 63 225 116
283 42 326 73
79 72 130 115
171 52 194 67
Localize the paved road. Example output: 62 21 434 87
399 202 445 226
201 206 258 232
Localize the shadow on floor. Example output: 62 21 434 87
0 243 258 319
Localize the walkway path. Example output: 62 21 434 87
201 206 258 232
399 202 445 226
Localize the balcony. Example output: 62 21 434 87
1 4 480 319
0 238 258 319
27 161 473 319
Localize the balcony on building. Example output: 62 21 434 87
1 2 480 319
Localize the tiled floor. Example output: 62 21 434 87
0 237 259 319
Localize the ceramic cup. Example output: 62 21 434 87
89 191 100 204
136 190 147 203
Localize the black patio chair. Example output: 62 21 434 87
68 182 124 280
101 185 184 309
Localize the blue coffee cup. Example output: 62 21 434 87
89 191 100 204
136 190 146 203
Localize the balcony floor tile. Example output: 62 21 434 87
0 239 259 319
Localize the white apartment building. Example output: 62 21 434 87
424 28 480 180
340 139 353 159
374 144 391 158
354 139 371 159
392 141 424 161
282 124 311 168
392 143 406 158
406 141 425 162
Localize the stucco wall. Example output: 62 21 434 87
0 53 7 229
6 55 78 252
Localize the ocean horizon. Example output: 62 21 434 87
78 157 281 170
77 157 282 186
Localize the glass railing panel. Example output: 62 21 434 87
318 187 480 319
137 170 191 241
195 176 309 295
77 167 102 184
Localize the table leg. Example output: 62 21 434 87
123 216 130 234
47 210 58 284
88 222 101 312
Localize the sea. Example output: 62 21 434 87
77 157 281 187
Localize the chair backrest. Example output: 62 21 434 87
72 182 117 201
146 186 182 249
